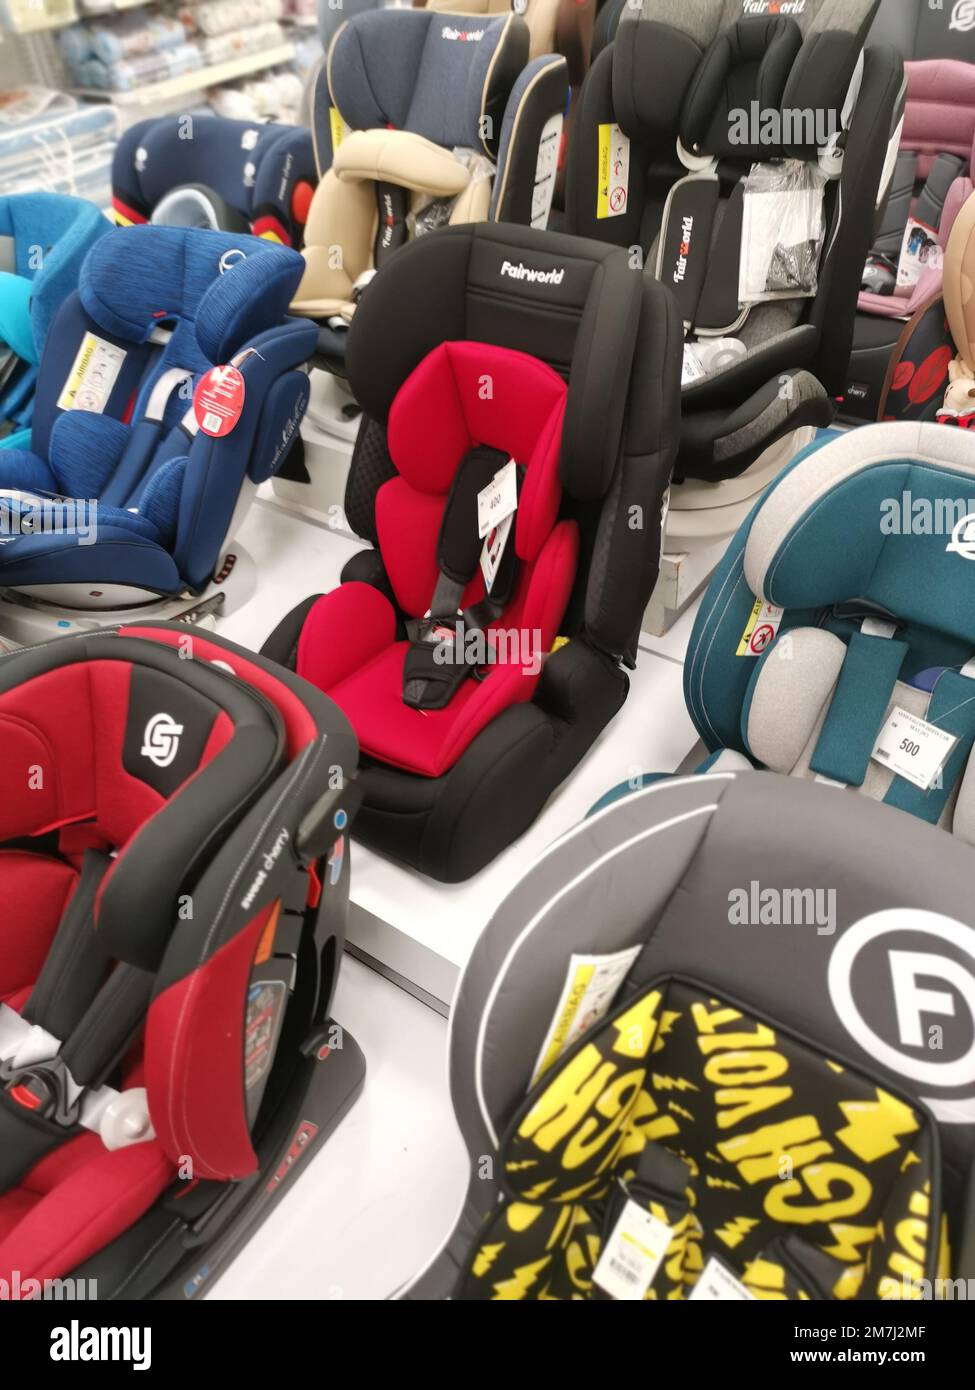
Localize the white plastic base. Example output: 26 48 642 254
0 544 259 649
266 371 360 528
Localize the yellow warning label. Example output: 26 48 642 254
56 332 126 414
736 598 784 657
533 964 595 1083
597 122 630 220
329 106 347 152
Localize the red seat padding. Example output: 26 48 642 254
297 342 578 776
0 852 77 1005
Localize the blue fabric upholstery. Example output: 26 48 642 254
328 10 518 151
0 224 316 596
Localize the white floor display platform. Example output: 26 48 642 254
209 493 705 1300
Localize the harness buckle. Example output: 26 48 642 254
1 1054 80 1128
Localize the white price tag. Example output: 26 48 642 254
479 511 513 594
871 705 958 791
477 459 518 539
592 1200 673 1300
689 1256 756 1301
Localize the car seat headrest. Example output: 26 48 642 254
944 190 975 374
613 0 879 153
79 224 306 364
680 17 804 161
903 60 975 175
744 423 975 641
328 9 529 161
345 222 642 500
387 340 566 562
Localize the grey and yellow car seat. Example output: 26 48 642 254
403 771 975 1299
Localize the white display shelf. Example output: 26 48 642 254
70 40 296 106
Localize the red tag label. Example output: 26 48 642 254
193 364 245 437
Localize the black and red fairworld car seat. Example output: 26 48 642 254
263 222 682 882
0 623 362 1299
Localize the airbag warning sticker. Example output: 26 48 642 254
57 332 126 413
597 123 630 219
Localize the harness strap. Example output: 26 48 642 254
809 628 908 787
402 445 522 711
21 850 112 1042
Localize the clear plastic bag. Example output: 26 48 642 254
739 159 827 305
407 147 494 239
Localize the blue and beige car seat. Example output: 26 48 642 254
0 194 109 451
293 6 570 361
600 421 975 842
0 224 314 606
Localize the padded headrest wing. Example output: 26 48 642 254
328 8 529 158
79 225 306 363
345 221 642 499
744 422 975 640
903 59 975 169
614 0 879 151
945 190 975 373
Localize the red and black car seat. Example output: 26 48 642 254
0 623 362 1298
263 221 682 882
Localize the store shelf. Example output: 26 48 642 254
69 40 296 105
1 5 78 35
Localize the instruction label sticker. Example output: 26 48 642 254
531 945 641 1084
736 598 783 657
871 705 958 791
592 1201 673 1300
57 332 126 413
477 458 518 538
597 123 630 219
193 364 246 437
531 112 563 229
688 1256 756 1301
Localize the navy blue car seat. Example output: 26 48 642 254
597 421 975 841
112 116 317 250
0 194 110 450
0 225 315 605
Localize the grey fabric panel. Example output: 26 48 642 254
710 748 755 772
623 772 975 1163
746 627 846 772
446 774 732 1160
0 236 15 275
737 301 804 349
713 367 825 464
867 0 917 55
628 0 874 39
743 422 975 599
620 0 728 45
951 749 975 846
407 15 509 149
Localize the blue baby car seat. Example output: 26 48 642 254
0 224 314 608
597 421 975 842
0 194 109 450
